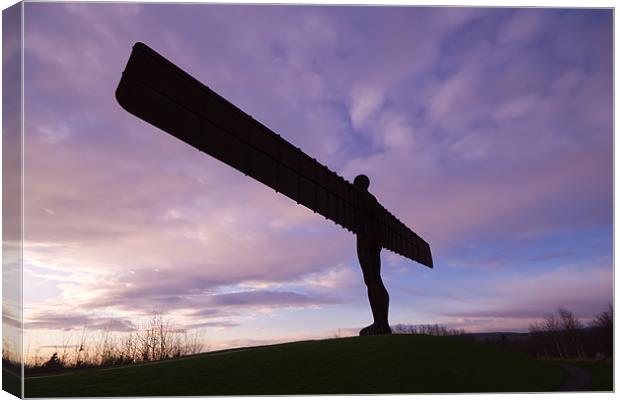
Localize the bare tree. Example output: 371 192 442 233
558 308 585 358
25 312 208 374
528 321 550 358
543 313 567 358
590 304 613 357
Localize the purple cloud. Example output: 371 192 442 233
19 4 612 341
25 313 136 332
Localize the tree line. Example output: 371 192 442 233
498 305 612 360
391 323 466 337
25 314 205 374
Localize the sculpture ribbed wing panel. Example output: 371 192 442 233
378 206 433 267
115 42 432 268
115 43 361 232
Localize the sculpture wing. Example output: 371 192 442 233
377 204 433 268
115 42 433 268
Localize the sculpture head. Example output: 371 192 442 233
354 174 370 191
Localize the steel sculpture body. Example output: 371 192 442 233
116 43 433 335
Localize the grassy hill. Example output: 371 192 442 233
25 334 567 397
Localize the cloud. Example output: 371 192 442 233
184 321 239 329
496 9 547 45
25 313 136 332
20 5 612 341
492 93 542 121
74 264 344 309
349 84 384 131
449 131 490 161
2 306 21 330
436 265 612 330
202 290 341 308
300 264 359 290
428 65 481 128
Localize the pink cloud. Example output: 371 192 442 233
19 5 612 340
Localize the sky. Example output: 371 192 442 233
11 3 613 354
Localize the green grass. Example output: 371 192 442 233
561 360 613 391
25 335 567 397
3 367 22 397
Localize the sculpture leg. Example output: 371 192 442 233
357 238 392 336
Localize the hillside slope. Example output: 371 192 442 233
25 335 567 397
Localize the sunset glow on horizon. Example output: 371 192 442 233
12 3 612 357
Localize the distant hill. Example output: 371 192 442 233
25 334 567 397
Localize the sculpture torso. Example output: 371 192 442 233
357 190 382 248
